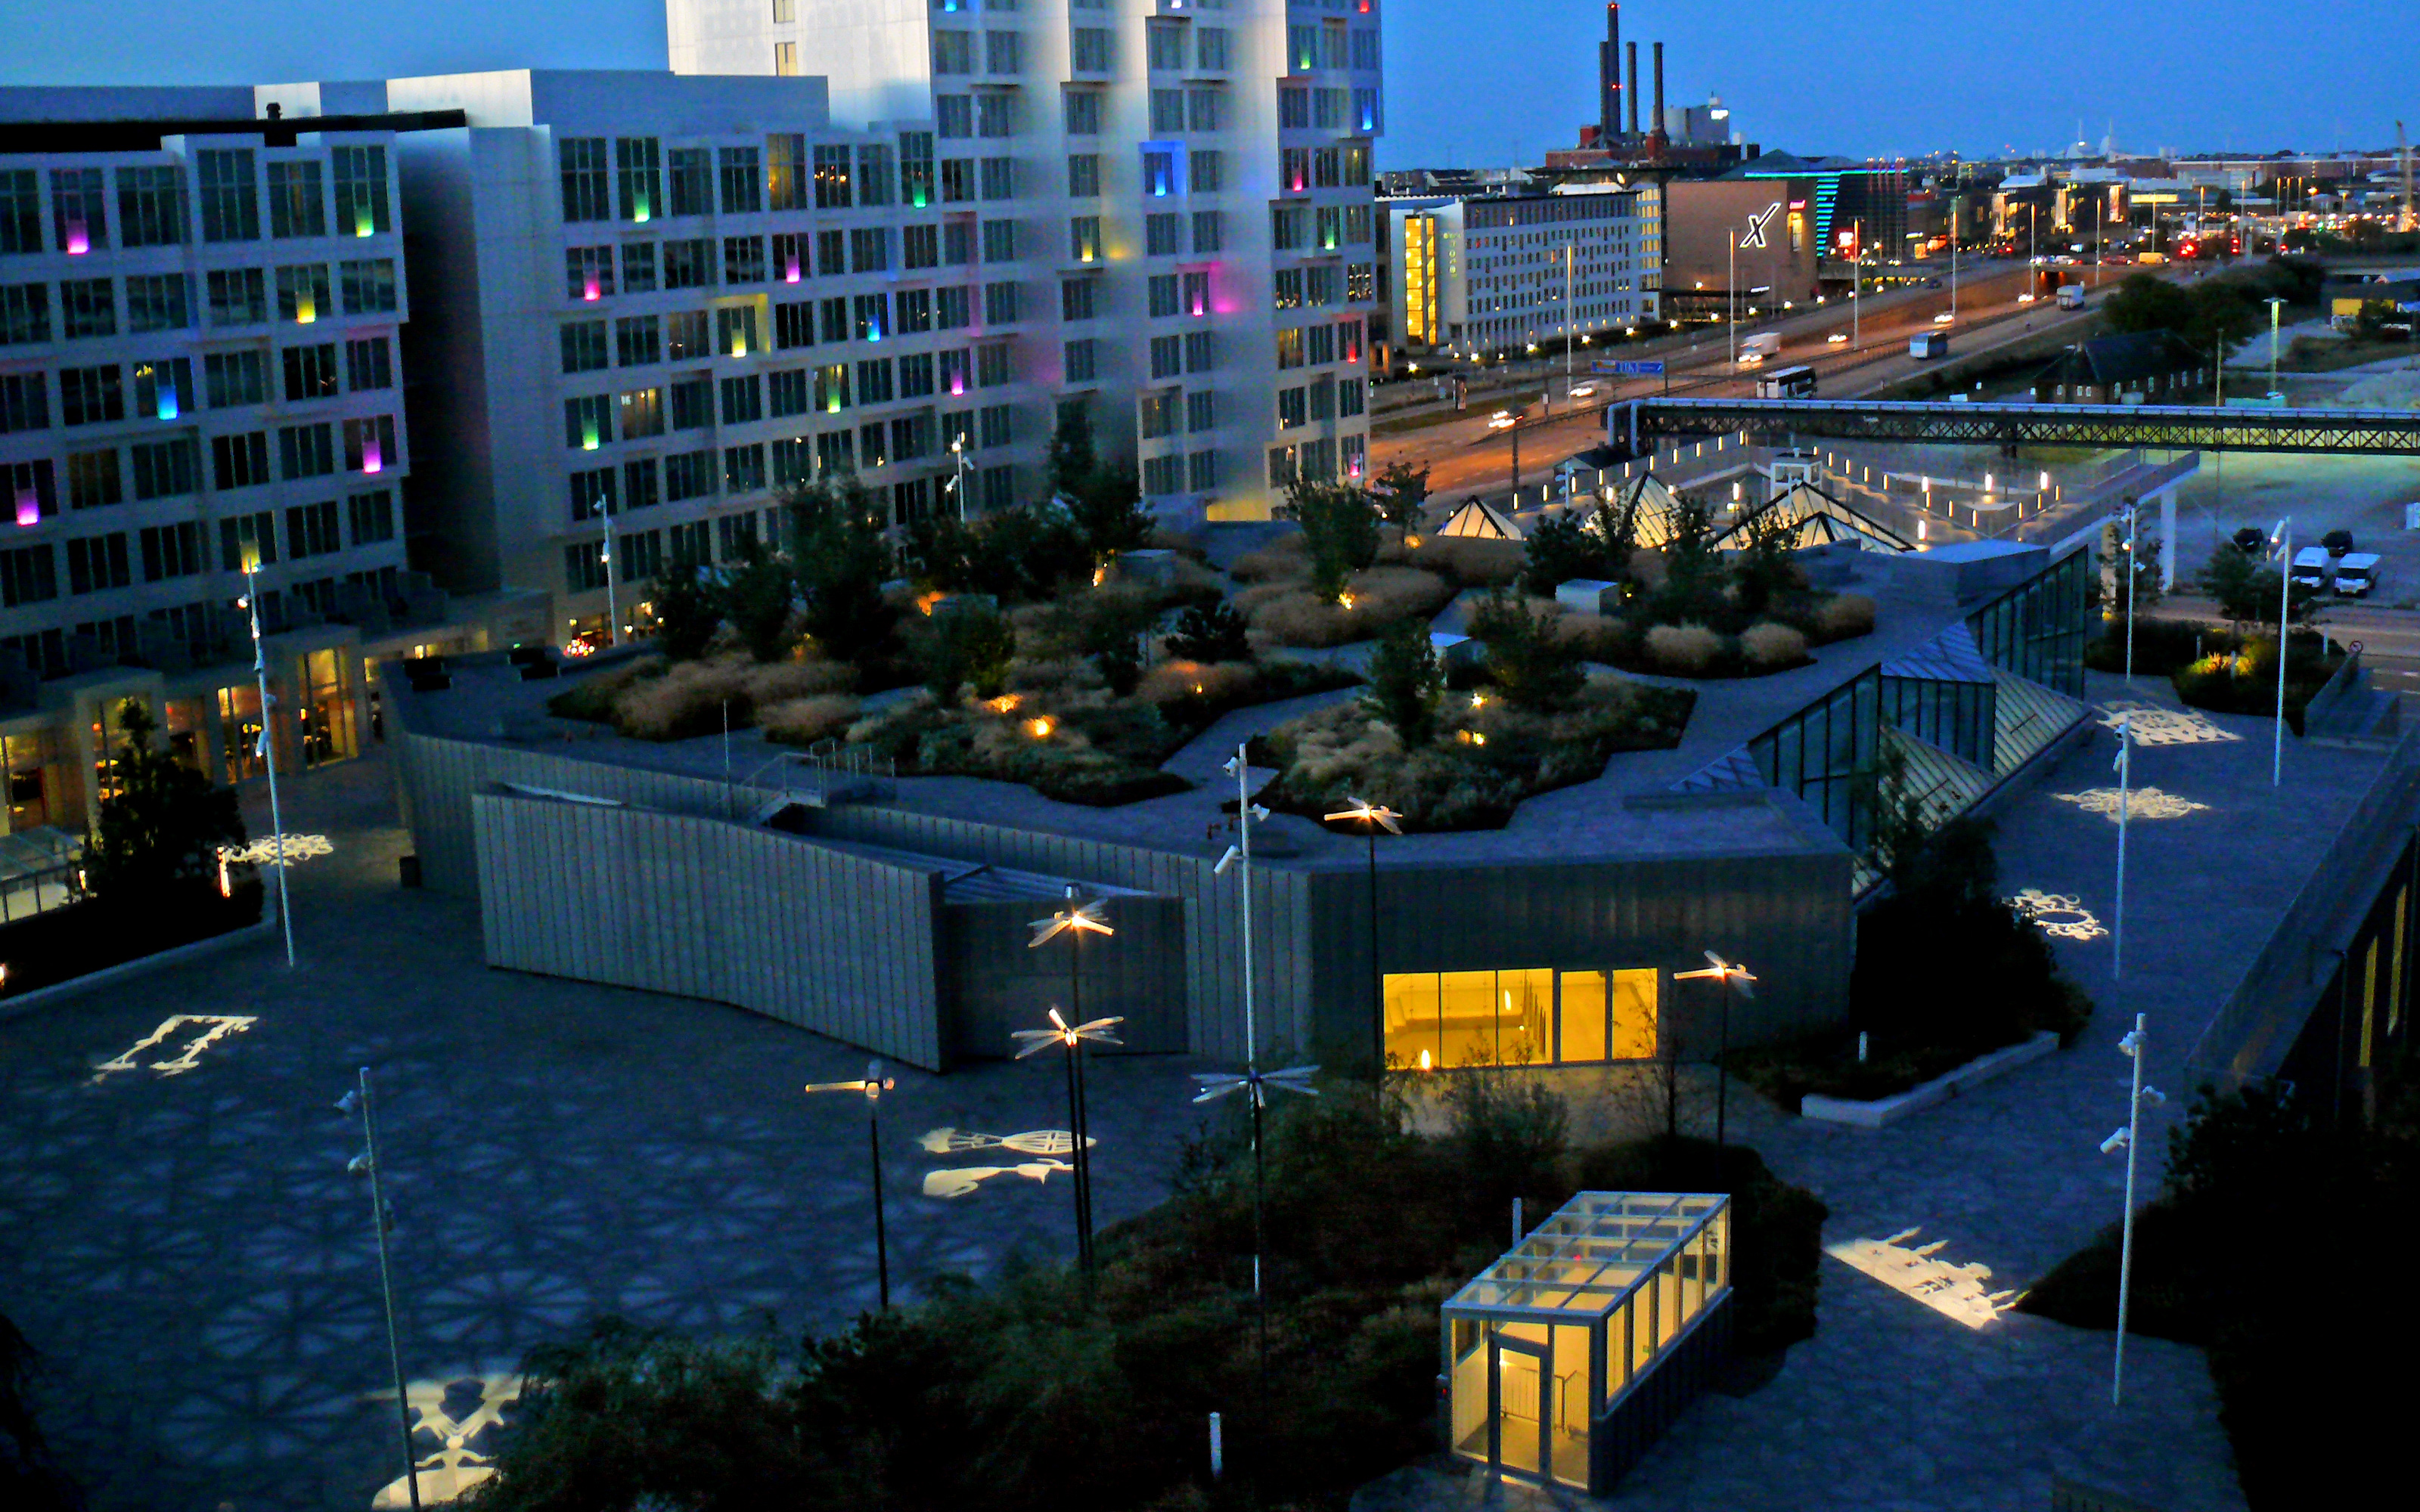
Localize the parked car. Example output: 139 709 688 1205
2322 528 2356 556
2334 553 2382 597
2289 547 2333 590
2232 525 2269 554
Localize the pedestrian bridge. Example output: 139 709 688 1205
1610 398 2420 456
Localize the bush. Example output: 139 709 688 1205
1646 622 1724 675
1469 590 1583 711
1162 600 1251 663
2083 615 2217 675
917 603 1019 703
0 876 265 999
1134 658 1257 708
1242 567 1453 649
760 693 862 745
1812 593 1876 642
1739 621 1810 671
1277 479 1383 602
1362 618 1443 744
1410 535 1525 590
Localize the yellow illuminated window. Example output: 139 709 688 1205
1560 970 1607 1062
1612 969 1658 1060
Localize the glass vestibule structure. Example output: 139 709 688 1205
1443 1191 1731 1494
1383 967 1658 1070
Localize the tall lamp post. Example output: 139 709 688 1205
240 564 295 968
1322 795 1402 1071
2267 516 2291 787
2264 296 2286 400
336 1068 420 1512
600 500 619 649
803 1060 898 1310
2098 1016 2167 1405
2112 711 2133 981
1674 951 1756 1156
1024 892 1118 1276
944 432 974 522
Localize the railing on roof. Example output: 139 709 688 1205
2187 722 2420 1088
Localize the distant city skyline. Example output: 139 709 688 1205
0 0 2403 169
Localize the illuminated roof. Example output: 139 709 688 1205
1443 1191 1728 1321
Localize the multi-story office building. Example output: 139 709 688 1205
0 85 524 841
666 0 1385 517
1381 187 1658 367
368 69 1033 638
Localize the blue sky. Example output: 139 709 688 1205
0 0 2400 166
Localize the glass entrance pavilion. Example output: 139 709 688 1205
1441 1191 1733 1494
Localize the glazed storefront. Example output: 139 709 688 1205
1383 967 1661 1071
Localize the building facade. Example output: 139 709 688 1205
1382 186 1658 365
666 0 1384 516
0 85 514 844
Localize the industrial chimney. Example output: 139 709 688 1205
1651 42 1668 155
1627 41 1640 136
1599 5 1622 147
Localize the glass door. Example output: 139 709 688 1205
1489 1329 1547 1479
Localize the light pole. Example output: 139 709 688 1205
337 1068 420 1512
803 1060 898 1309
1023 891 1118 1276
1727 231 1736 376
2123 501 2139 688
1674 950 1756 1157
240 564 294 968
2264 296 2286 400
2099 1017 2167 1406
2268 516 2291 787
1191 1060 1318 1383
944 432 974 522
1851 218 1863 347
2112 711 2132 981
1321 795 1402 1071
600 500 618 649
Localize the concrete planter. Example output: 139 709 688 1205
0 914 278 1020
1800 1030 2061 1129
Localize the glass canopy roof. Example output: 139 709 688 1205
1443 1191 1727 1321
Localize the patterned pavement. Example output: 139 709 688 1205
0 753 1211 1511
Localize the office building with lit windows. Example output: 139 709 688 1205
666 0 1385 519
1382 184 1658 367
0 85 524 849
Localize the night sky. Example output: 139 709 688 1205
0 0 2400 167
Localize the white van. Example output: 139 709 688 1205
2334 553 2382 598
2055 284 2086 310
2289 547 2333 591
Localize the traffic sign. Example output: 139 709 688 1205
1593 359 1665 376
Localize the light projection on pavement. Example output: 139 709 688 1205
2051 787 2212 823
2095 702 2240 747
90 1015 257 1084
917 1127 1091 1200
2007 889 2108 941
369 1371 523 1508
1826 1227 2024 1330
221 833 337 867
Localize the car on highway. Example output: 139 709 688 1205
1826 332 1850 344
1566 383 1596 400
1486 410 1518 430
1931 311 1956 325
1924 277 1944 289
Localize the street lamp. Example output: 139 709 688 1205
1321 795 1402 1070
600 499 619 649
2111 711 2133 981
2264 296 2286 401
2266 517 2291 787
238 566 295 968
1673 950 1756 1155
1011 1007 1122 1278
1025 891 1118 1276
336 1068 420 1512
803 1060 898 1309
942 432 974 522
2099 1016 2167 1405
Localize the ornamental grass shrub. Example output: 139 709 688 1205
1242 567 1454 649
1644 623 1724 676
1813 593 1876 642
759 693 862 746
1740 621 1810 671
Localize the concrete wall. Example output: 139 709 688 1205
944 892 1188 1062
473 787 948 1067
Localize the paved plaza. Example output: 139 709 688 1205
3 671 2375 1510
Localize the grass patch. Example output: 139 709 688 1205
1239 565 1456 649
1255 671 1693 832
546 654 857 741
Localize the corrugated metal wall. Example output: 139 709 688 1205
943 894 1190 1063
472 791 948 1069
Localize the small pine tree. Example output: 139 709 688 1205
1469 590 1583 711
1164 601 1251 663
84 699 245 906
786 478 898 665
647 559 721 662
1371 459 1432 535
1361 618 1442 746
1277 478 1381 604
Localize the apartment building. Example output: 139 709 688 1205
666 0 1385 516
0 85 524 842
1382 186 1658 366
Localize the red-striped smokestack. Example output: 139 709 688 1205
1652 42 1667 153
1627 42 1639 135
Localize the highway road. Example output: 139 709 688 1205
1373 259 2131 501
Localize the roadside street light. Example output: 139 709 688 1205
337 1068 420 1512
2265 296 2286 401
239 567 295 968
1321 795 1402 1070
942 432 974 523
803 1060 898 1309
1024 892 1119 1276
1674 951 1757 1154
2100 1016 2167 1405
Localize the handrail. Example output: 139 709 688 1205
2299 640 2366 737
2187 722 2420 1086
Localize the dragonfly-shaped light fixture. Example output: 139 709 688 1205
1190 1062 1320 1108
1323 797 1402 1070
1012 1005 1122 1278
1012 1005 1126 1059
1028 891 1115 949
805 1059 900 1309
1322 795 1403 835
1675 950 1758 1155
